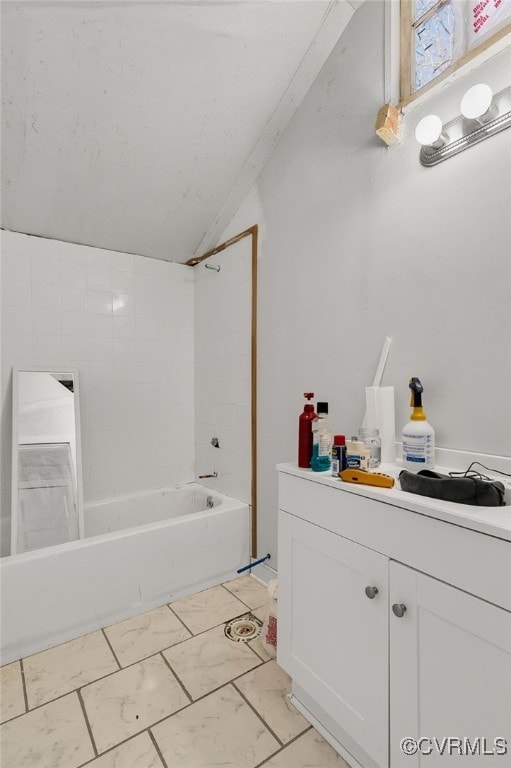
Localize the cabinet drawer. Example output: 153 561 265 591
279 472 511 611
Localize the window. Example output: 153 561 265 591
399 0 511 105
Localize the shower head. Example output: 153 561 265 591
204 263 221 272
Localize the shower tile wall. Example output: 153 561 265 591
0 230 195 556
194 237 252 504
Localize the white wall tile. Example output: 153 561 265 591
2 333 33 365
60 262 87 289
87 290 112 315
135 318 158 340
32 283 60 310
112 293 134 317
87 266 111 292
112 339 136 362
32 309 61 336
85 362 113 389
32 334 61 362
87 314 112 339
87 338 112 362
1 235 196 545
61 311 87 337
113 361 138 382
134 272 157 295
135 293 158 319
62 336 88 360
61 286 87 312
194 243 251 503
112 315 135 339
2 279 32 308
2 306 32 335
31 257 60 285
1 252 31 282
112 270 134 294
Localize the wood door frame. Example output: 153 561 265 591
186 225 258 558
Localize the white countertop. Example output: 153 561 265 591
277 462 511 543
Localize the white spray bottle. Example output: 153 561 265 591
402 377 435 472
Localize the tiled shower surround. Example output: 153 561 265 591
0 576 349 768
0 230 195 555
194 236 252 504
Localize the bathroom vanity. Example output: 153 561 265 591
277 464 511 768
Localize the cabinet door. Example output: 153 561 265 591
278 510 389 768
390 561 511 767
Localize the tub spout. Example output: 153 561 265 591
199 472 218 479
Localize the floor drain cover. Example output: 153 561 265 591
224 614 262 642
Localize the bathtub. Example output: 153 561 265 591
0 483 250 664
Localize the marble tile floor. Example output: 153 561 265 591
0 575 350 768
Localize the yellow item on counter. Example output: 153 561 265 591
339 469 395 488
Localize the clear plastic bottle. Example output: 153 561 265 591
358 428 381 469
311 402 332 472
346 437 370 471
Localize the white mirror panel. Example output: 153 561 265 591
11 368 84 555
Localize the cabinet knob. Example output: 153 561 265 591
364 586 379 600
392 603 407 618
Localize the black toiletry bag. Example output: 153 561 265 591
399 470 506 507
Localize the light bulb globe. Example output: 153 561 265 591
460 83 493 119
415 115 443 146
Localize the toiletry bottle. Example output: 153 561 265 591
311 402 332 472
298 393 317 468
331 435 347 477
346 437 370 471
402 377 435 472
358 428 381 469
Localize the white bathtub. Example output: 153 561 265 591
0 483 250 664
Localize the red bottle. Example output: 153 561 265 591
298 393 317 468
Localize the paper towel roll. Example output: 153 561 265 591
365 386 395 464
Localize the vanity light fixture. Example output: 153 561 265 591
415 84 511 167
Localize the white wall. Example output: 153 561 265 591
242 4 511 566
1 231 194 556
194 237 252 504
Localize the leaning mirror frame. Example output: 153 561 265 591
10 366 85 556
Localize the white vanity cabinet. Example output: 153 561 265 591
277 465 511 768
278 512 389 768
389 562 511 768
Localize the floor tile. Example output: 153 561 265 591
0 661 25 723
104 606 191 666
262 728 350 767
162 623 261 700
152 683 279 768
223 574 270 609
235 660 308 743
170 584 248 634
0 692 93 768
23 630 119 708
81 654 189 753
85 732 163 768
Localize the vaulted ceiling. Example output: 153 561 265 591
1 1 358 261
